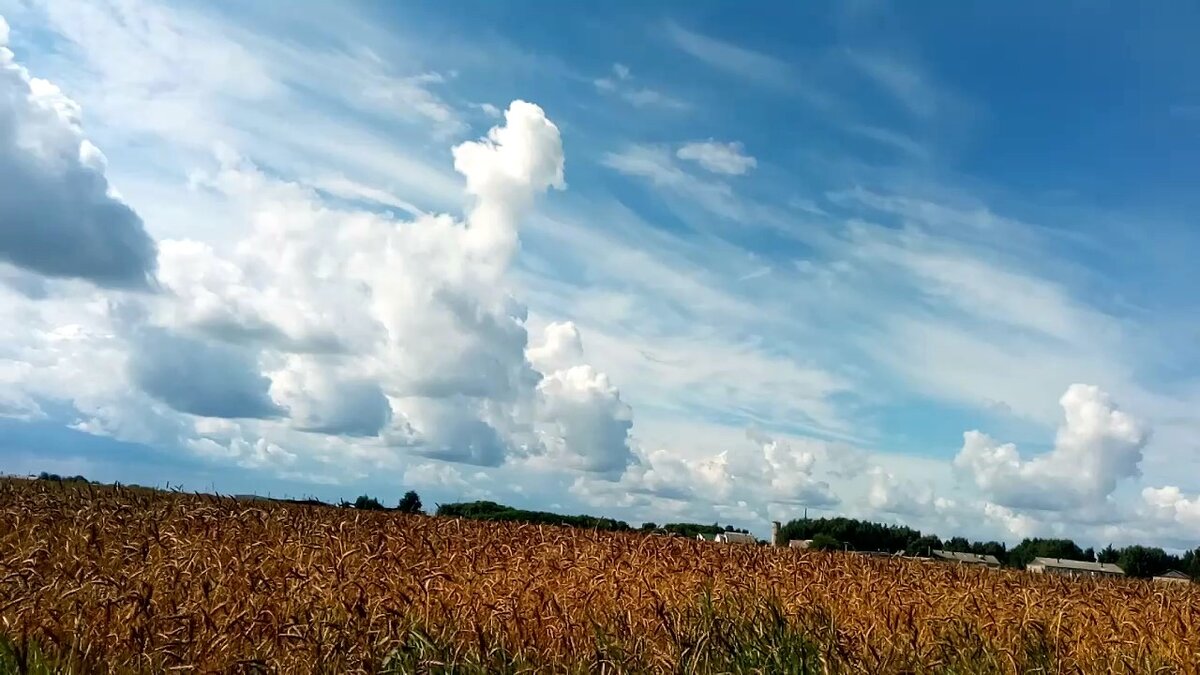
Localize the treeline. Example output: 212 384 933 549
436 502 753 538
640 522 752 538
778 516 1200 579
341 491 424 514
436 501 633 531
35 472 94 484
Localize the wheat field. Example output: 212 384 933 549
2 479 1199 673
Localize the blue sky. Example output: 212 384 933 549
1 0 1199 547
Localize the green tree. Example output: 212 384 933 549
970 541 1008 564
905 535 942 557
354 495 385 511
397 490 423 514
640 522 658 531
1008 538 1088 569
1181 548 1200 580
1097 544 1120 564
809 533 842 551
1118 545 1173 579
944 536 972 552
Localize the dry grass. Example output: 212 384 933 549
2 478 1199 673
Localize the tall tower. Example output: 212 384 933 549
771 521 781 547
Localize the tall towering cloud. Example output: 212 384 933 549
116 100 633 474
0 17 156 288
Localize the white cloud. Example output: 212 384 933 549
403 461 468 490
867 466 956 520
954 384 1149 510
0 22 156 287
537 366 634 476
1142 486 1200 532
0 92 583 479
309 174 425 217
476 102 502 119
621 88 689 110
664 22 793 90
750 428 838 507
603 144 742 221
360 71 465 139
188 435 296 470
452 100 565 266
593 63 688 110
268 355 391 436
676 140 757 176
617 447 736 503
527 322 635 476
526 321 584 374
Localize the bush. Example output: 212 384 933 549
809 533 842 551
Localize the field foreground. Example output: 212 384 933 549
2 480 1199 673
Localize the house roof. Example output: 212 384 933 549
1030 557 1124 574
1155 570 1190 580
931 549 1001 565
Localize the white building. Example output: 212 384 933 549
698 532 757 545
1026 557 1124 577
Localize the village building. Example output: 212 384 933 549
1153 570 1191 585
697 532 757 545
930 549 1001 568
1026 557 1124 577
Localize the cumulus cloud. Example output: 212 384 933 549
129 328 283 420
403 461 469 490
155 238 347 353
268 355 391 436
676 140 757 175
452 99 565 266
0 20 156 287
526 321 584 374
124 101 567 470
528 322 635 476
749 428 838 506
867 466 954 519
537 366 634 476
615 448 735 503
953 384 1148 510
187 435 296 470
1142 486 1200 532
